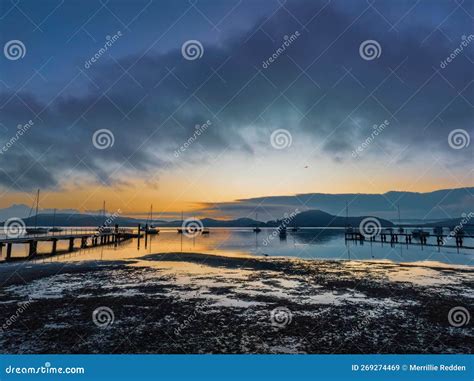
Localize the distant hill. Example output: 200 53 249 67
1 187 471 223
0 213 259 228
208 187 473 220
143 217 261 227
0 204 80 222
265 210 394 228
0 213 142 228
0 210 393 228
199 218 259 227
423 217 474 229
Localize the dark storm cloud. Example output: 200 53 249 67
0 0 472 191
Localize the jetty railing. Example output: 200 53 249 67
0 225 140 261
344 229 473 250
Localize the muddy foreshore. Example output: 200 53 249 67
0 253 472 354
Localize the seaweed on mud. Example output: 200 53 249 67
0 253 472 354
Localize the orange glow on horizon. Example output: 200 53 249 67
0 173 467 217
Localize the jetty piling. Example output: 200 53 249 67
6 243 12 260
0 226 140 262
345 228 472 250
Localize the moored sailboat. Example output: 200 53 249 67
397 204 404 234
96 201 114 233
253 212 261 233
49 209 63 233
177 211 184 233
26 189 48 235
145 204 159 235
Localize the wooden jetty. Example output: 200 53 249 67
0 225 141 261
345 229 473 250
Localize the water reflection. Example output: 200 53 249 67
2 228 473 266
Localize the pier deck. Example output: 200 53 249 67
0 227 141 261
345 231 473 250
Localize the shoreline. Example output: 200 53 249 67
0 253 472 354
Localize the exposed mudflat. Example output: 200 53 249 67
0 253 472 354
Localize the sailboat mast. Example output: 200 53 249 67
34 189 40 229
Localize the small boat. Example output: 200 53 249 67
381 227 393 234
26 227 49 235
397 226 404 234
177 228 183 234
433 226 443 236
145 226 159 235
291 226 299 232
279 226 287 238
201 228 210 235
345 225 354 234
97 225 114 233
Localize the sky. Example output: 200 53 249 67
0 0 472 220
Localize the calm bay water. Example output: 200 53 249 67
2 228 473 266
